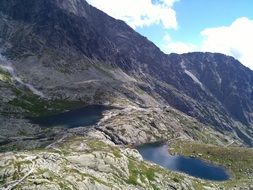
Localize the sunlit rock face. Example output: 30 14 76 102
0 0 253 146
0 0 253 189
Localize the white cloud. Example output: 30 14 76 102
200 17 253 69
161 34 197 54
161 17 253 69
87 0 178 29
87 1 253 69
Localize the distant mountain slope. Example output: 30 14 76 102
0 0 253 145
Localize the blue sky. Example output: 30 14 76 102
137 0 253 47
87 0 253 69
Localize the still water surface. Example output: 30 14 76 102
137 143 230 181
29 105 112 128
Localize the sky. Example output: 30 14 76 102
87 0 253 70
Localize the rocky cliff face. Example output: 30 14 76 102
0 0 253 145
180 53 253 125
1 0 253 189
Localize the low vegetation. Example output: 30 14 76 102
0 67 11 82
9 89 85 117
170 140 253 188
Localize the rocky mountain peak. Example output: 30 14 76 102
1 1 253 189
0 0 253 146
54 0 89 17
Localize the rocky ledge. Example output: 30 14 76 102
1 133 253 190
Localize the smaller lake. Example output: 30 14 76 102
29 105 113 128
137 143 230 181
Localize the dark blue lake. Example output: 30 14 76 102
29 105 113 128
137 143 230 181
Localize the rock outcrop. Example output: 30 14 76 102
0 0 253 145
0 0 253 189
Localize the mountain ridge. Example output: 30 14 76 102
1 0 253 189
0 0 253 146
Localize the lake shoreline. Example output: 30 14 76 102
137 142 230 181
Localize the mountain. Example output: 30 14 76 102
1 0 253 189
1 0 253 144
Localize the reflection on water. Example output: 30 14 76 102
29 105 113 128
137 143 230 181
